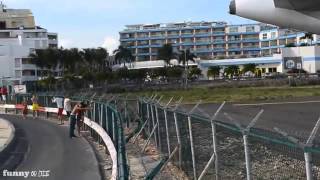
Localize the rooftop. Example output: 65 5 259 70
122 21 227 31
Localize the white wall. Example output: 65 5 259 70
282 46 320 73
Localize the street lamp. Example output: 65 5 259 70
184 49 188 89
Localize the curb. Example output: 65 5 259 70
0 118 15 153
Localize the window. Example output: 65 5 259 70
0 21 6 29
246 26 255 32
15 58 21 67
229 27 238 33
262 33 268 39
22 58 33 65
22 70 36 76
15 70 21 78
271 32 276 39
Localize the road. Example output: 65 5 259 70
0 114 101 180
183 97 320 141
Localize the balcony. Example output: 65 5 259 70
228 38 242 43
195 48 212 53
242 46 261 51
213 48 226 52
228 47 242 51
194 33 211 38
212 31 225 36
181 41 194 46
242 38 260 43
180 33 194 38
195 41 211 45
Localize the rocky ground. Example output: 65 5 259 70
125 127 189 180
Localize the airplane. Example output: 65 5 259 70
229 0 320 34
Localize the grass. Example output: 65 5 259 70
127 85 320 104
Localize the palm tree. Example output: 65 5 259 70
113 46 134 68
178 49 197 66
82 48 96 72
157 44 176 66
242 63 256 74
224 65 240 78
207 66 221 79
94 47 109 72
30 48 60 77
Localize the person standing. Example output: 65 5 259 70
31 95 39 119
1 86 7 103
0 87 2 102
52 96 64 125
64 97 72 118
22 99 28 120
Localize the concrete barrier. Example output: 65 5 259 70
0 118 15 153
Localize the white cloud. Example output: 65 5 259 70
59 38 74 48
102 36 119 54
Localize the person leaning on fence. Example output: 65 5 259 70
31 95 39 119
69 102 90 138
76 102 89 137
52 96 64 125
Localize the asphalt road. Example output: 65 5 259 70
0 114 101 180
183 97 320 141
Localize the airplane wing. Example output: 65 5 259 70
274 0 320 11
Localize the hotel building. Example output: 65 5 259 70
0 3 58 86
119 21 316 62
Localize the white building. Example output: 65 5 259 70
0 3 58 87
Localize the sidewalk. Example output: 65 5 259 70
0 118 15 152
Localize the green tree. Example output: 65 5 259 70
167 67 183 79
207 66 221 79
224 65 240 77
157 44 176 66
178 49 197 66
30 48 60 77
189 67 202 79
116 67 129 80
113 46 134 67
242 63 257 74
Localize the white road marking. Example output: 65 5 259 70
234 100 320 106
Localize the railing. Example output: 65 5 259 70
135 95 320 180
2 93 129 180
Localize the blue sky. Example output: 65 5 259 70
6 0 254 53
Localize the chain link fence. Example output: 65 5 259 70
136 95 320 180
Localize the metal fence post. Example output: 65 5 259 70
210 102 225 180
105 105 109 134
112 111 116 142
163 108 171 155
173 112 182 168
188 115 197 180
224 110 264 180
146 102 151 135
163 97 173 156
304 152 313 180
150 103 157 148
243 134 251 180
155 105 162 153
